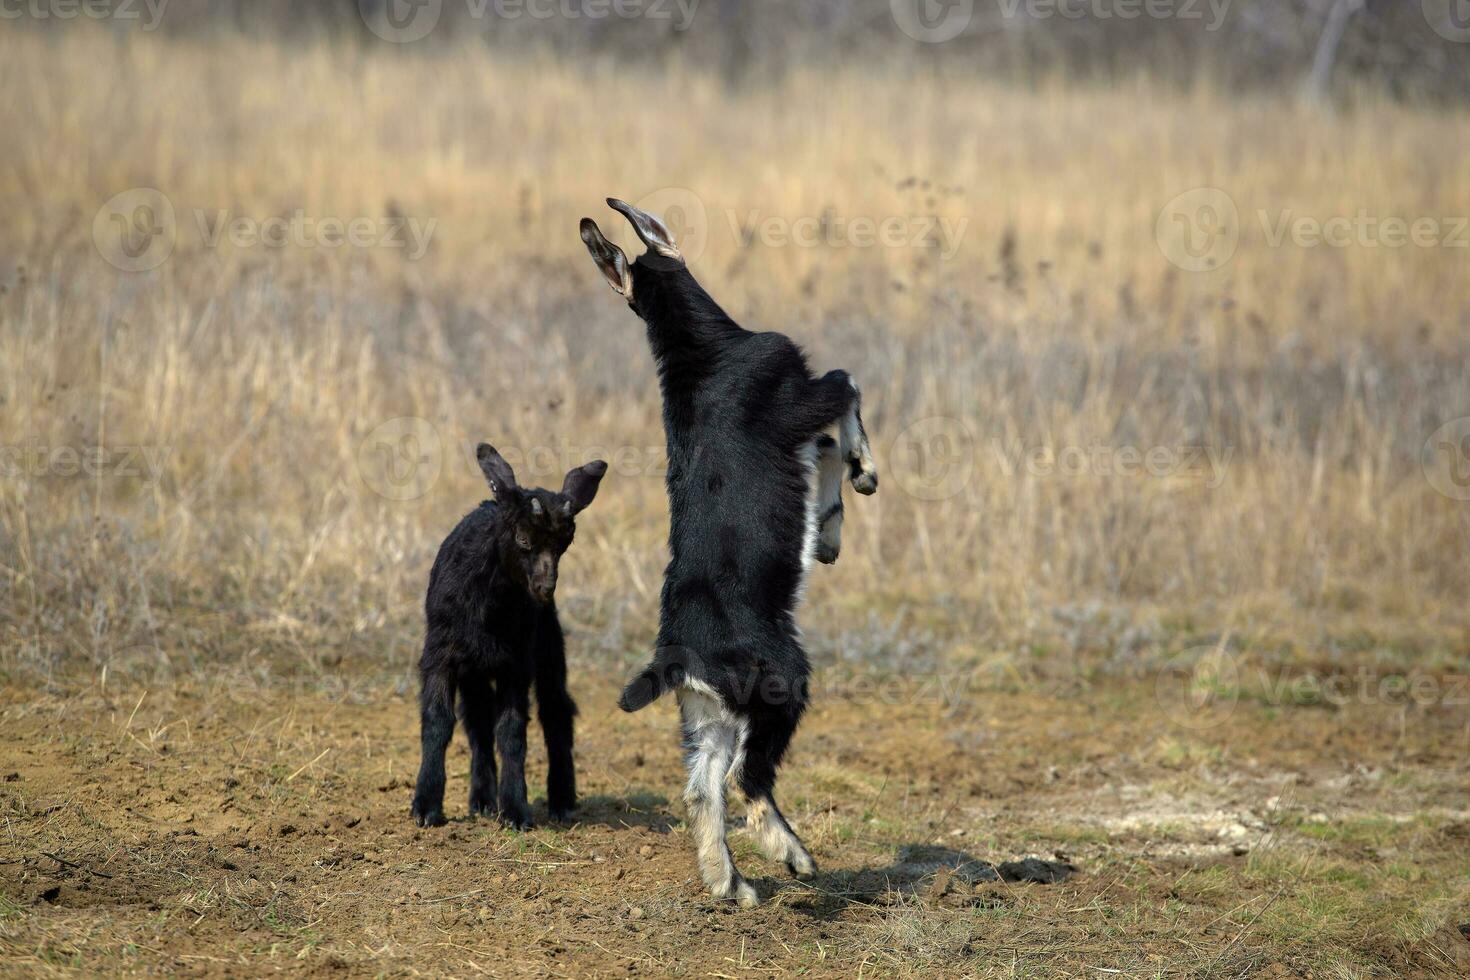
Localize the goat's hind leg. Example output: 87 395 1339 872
411 665 456 827
679 687 758 908
461 674 499 819
739 711 815 878
745 793 816 878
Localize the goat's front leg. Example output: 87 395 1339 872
801 370 878 496
494 680 534 830
534 609 578 823
813 434 845 564
837 377 878 496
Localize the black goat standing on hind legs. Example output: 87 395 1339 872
581 198 879 907
410 443 607 831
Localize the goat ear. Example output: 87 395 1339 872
580 219 632 298
476 443 518 498
560 459 608 515
607 198 682 261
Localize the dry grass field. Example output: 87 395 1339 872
1 24 1469 978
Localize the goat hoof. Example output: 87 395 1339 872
815 543 839 565
499 806 534 832
548 806 576 824
786 854 817 879
726 879 759 908
411 805 446 828
850 469 878 495
468 798 497 820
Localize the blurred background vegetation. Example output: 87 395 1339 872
40 0 1470 101
2 2 1468 686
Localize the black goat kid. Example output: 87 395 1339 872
581 198 878 907
410 444 607 831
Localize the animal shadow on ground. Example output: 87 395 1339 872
562 792 678 833
772 844 1079 917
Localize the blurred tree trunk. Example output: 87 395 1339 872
1305 0 1364 101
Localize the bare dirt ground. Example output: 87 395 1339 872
2 663 1467 978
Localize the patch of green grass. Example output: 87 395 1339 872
37 945 85 969
1017 823 1110 847
0 893 24 919
1280 813 1416 845
1171 865 1234 902
1152 738 1226 766
1319 866 1374 890
804 764 883 799
1242 845 1470 964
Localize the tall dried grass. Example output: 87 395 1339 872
2 27 1468 683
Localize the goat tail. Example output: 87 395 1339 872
617 669 665 713
617 647 689 713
